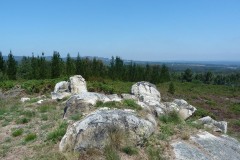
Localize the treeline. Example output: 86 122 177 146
0 51 239 86
0 51 170 84
179 68 240 86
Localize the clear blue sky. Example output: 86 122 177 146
0 0 240 61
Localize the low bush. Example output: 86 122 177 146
70 113 82 121
12 129 24 137
24 133 37 142
122 99 142 110
159 111 182 124
122 146 138 155
47 121 68 143
38 105 55 113
16 117 30 124
104 145 120 160
147 146 164 160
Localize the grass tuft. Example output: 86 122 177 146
12 128 24 137
16 117 30 124
47 121 68 143
104 145 120 160
122 146 138 155
159 111 182 124
24 133 37 142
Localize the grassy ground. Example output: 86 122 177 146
0 79 239 159
157 81 240 139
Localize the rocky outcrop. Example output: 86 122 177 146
163 99 197 120
172 131 240 160
21 97 30 102
54 81 70 93
197 116 228 133
121 93 138 100
60 108 156 152
51 75 87 100
63 92 125 119
131 81 161 104
69 75 87 94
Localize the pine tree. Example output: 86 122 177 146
75 53 82 75
182 68 193 82
0 52 5 73
51 51 61 78
39 52 47 79
168 81 175 95
6 51 17 80
160 64 170 83
18 56 32 79
66 53 75 76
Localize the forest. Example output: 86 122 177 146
0 51 240 88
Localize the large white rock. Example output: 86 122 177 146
54 81 69 93
197 116 227 133
172 131 240 160
63 92 112 119
60 108 156 152
131 81 161 103
163 99 197 120
69 75 87 94
51 92 71 100
20 97 30 102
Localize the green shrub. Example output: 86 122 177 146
122 146 138 155
16 117 30 124
168 82 175 95
38 105 54 113
22 110 35 117
104 145 120 160
41 114 48 121
122 99 142 110
12 128 24 137
230 103 240 114
158 125 174 140
95 101 121 109
159 111 182 124
47 122 68 143
95 100 142 111
24 133 37 142
147 146 164 160
70 113 82 121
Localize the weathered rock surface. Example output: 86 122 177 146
63 92 125 119
51 75 88 100
51 92 71 100
172 131 240 160
60 108 156 152
197 116 228 133
69 75 87 94
121 93 137 100
163 99 197 120
20 97 30 102
131 81 161 104
54 81 70 93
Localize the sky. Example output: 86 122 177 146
0 0 240 61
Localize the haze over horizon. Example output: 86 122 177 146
0 0 240 61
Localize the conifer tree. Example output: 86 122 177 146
160 64 170 83
18 56 32 79
51 51 61 78
168 81 175 95
6 51 17 80
39 52 47 79
182 68 193 82
75 53 82 75
0 52 5 73
66 53 75 76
